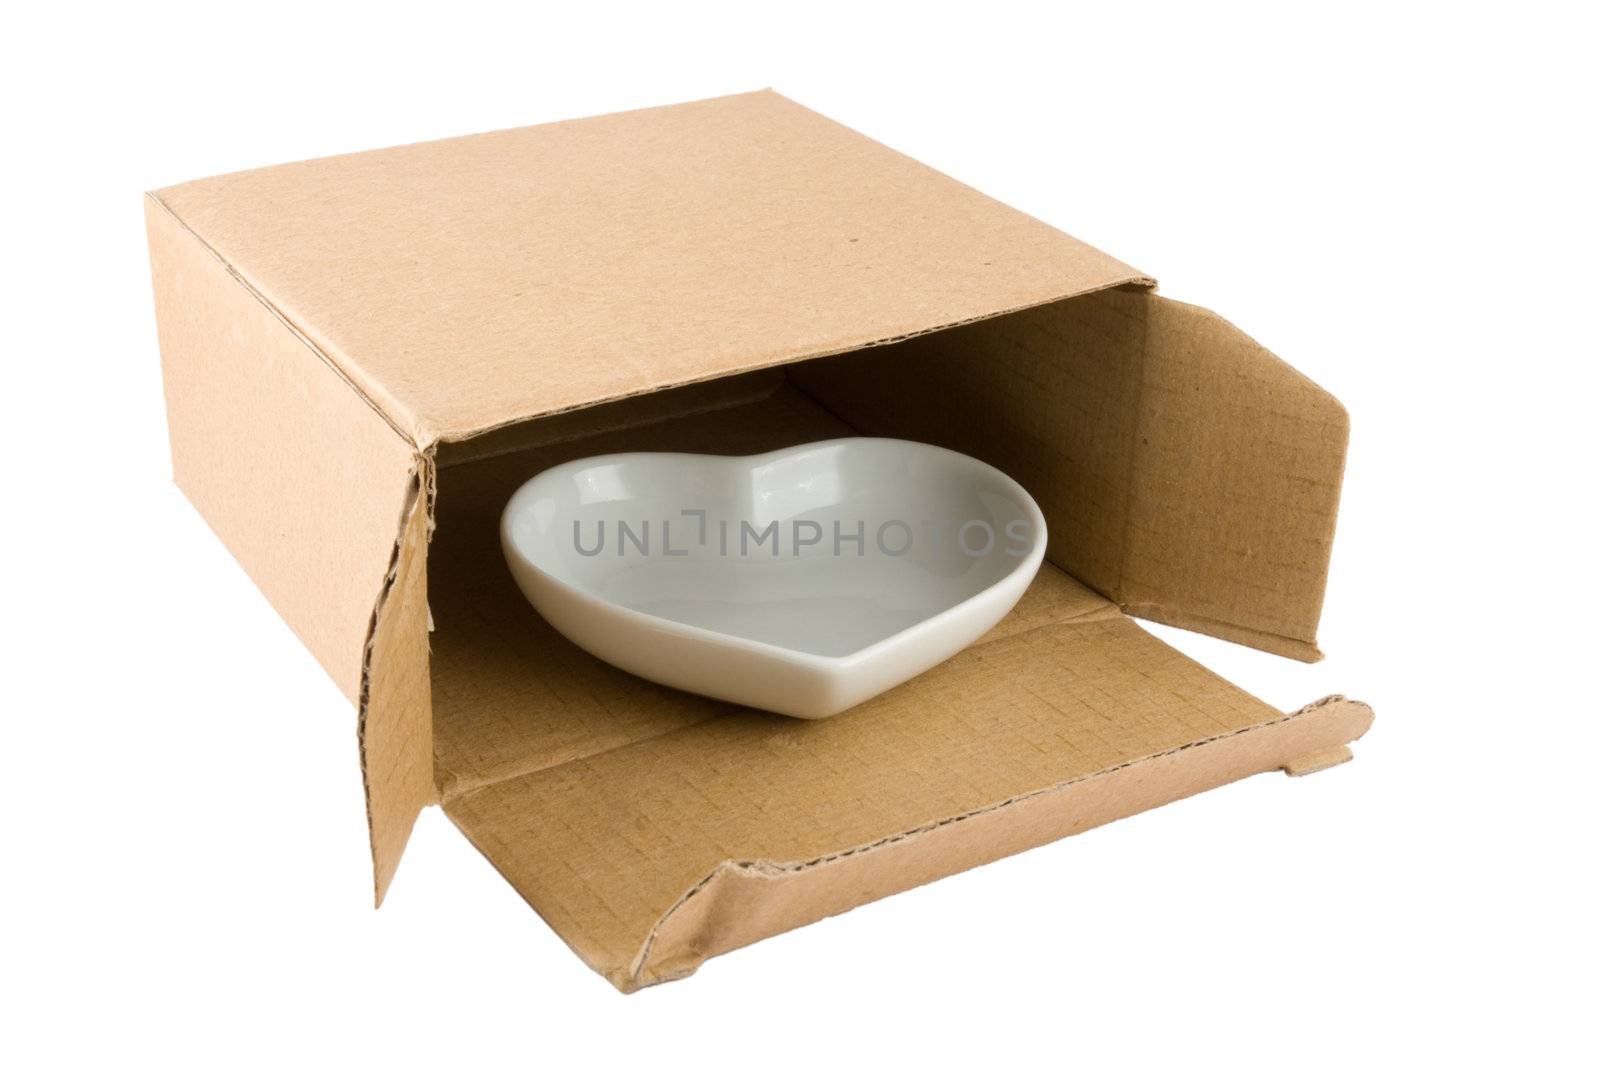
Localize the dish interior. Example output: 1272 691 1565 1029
508 440 1038 657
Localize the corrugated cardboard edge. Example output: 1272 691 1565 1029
146 192 436 902
359 459 439 903
616 696 1372 992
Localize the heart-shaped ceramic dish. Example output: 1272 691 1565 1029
501 438 1046 718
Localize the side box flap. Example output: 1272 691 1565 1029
790 287 1347 659
1116 294 1347 657
361 470 436 902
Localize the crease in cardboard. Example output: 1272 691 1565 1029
144 191 417 449
1110 291 1152 599
437 372 789 469
437 594 1128 805
431 275 1157 449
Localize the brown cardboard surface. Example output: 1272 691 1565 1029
151 91 1151 446
430 380 830 798
429 382 1369 990
147 195 433 896
146 196 420 701
792 288 1346 658
361 474 438 902
146 94 1369 984
626 697 1370 990
1120 295 1347 655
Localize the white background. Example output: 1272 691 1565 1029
5 2 1596 1062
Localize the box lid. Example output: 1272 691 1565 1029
151 90 1152 447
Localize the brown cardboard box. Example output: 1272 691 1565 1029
146 90 1372 991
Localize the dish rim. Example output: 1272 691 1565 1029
500 437 1049 668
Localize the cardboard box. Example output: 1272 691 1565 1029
146 90 1372 991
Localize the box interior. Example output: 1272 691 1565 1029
426 288 1318 986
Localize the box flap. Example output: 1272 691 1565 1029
1116 295 1348 657
618 695 1368 988
443 574 1372 991
426 382 1371 991
791 288 1347 659
360 469 438 903
151 90 1151 447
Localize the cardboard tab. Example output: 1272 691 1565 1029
1283 743 1356 777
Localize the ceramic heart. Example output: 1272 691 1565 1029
501 438 1046 718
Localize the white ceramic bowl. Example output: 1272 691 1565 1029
501 438 1046 719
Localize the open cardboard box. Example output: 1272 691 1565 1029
146 90 1372 991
